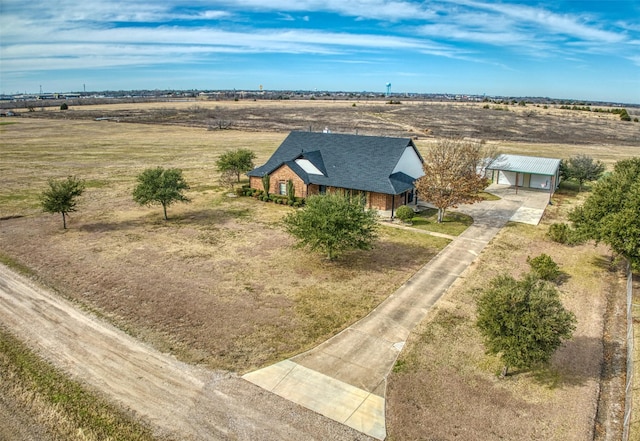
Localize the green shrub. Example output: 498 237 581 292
547 222 583 245
527 254 561 281
261 175 270 195
286 180 295 203
547 223 570 244
395 205 415 223
60 102 69 110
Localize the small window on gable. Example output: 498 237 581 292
279 181 287 195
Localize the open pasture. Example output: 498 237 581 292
0 118 449 372
0 102 638 439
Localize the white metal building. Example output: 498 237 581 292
487 154 561 194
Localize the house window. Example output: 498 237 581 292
319 185 326 194
279 181 287 195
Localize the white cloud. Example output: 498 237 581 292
1 0 638 99
456 0 625 44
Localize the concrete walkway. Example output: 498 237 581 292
243 186 550 440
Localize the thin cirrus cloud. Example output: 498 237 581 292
0 0 638 102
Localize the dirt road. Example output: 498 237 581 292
0 263 371 441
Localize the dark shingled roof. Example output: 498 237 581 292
248 131 423 195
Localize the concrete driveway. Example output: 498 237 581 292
243 185 549 440
482 184 552 225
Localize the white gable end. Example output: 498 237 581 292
392 146 424 178
295 158 324 175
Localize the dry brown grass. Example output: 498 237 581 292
1 105 636 438
0 326 158 441
15 99 640 147
0 118 449 373
386 191 627 441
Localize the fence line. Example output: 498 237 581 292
623 263 634 441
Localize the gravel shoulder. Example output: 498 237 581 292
0 263 371 441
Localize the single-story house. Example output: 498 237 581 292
486 154 561 194
247 131 425 213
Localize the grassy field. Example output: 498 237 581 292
386 186 627 440
0 326 159 441
0 118 450 373
408 208 474 236
0 106 637 440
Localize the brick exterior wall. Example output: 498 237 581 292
249 165 308 197
251 169 412 211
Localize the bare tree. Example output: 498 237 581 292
415 138 491 223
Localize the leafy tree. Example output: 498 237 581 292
570 158 640 270
563 154 605 192
415 138 491 223
476 274 576 377
216 149 256 182
283 192 378 260
218 169 236 190
558 159 569 182
40 176 86 229
132 167 190 220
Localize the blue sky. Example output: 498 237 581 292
1 1 639 103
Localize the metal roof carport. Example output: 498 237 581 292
487 154 561 196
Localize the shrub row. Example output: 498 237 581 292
240 186 304 207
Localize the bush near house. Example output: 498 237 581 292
241 186 304 207
395 205 415 224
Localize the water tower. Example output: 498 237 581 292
385 82 391 97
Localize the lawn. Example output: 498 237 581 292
0 118 450 373
386 186 627 441
0 110 634 440
408 208 474 236
0 326 157 441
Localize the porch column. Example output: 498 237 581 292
391 195 395 219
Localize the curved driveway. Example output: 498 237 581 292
0 185 549 441
244 185 551 439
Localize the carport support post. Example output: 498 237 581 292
515 172 519 195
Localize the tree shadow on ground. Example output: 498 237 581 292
554 271 571 286
328 239 448 274
77 206 256 233
520 336 622 389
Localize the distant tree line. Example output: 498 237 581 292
559 105 635 121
